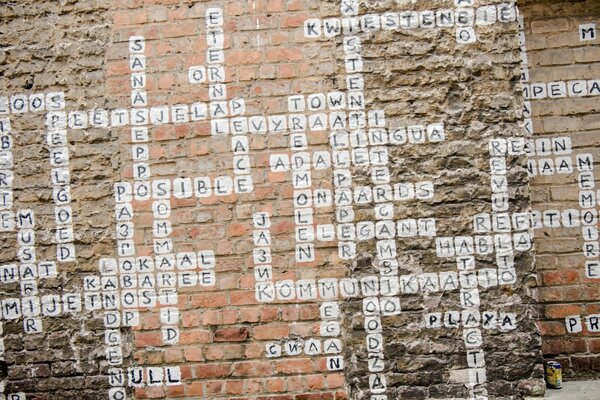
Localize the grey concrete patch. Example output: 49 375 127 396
542 380 600 399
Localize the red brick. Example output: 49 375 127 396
164 348 184 363
203 309 222 326
234 361 273 377
222 309 239 324
166 385 185 398
538 286 565 303
215 326 251 342
539 321 566 336
253 323 289 340
296 393 334 400
545 304 583 319
542 270 580 286
280 13 311 28
260 306 279 322
161 21 197 38
228 50 263 65
542 338 587 355
179 329 211 344
266 377 286 392
245 343 263 358
275 358 313 374
144 386 165 399
195 363 232 379
190 293 228 308
335 391 349 400
244 378 263 394
205 345 224 361
184 347 203 362
266 47 303 62
305 374 324 390
135 332 162 348
326 373 345 389
230 290 259 306
205 380 224 395
106 61 131 76
279 63 296 78
590 339 600 353
228 223 251 237
114 9 147 25
226 380 244 395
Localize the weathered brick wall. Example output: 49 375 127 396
0 0 572 399
519 0 600 379
0 1 116 399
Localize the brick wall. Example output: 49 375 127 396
519 0 600 379
5 0 596 399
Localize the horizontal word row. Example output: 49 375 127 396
523 136 571 156
264 218 437 246
98 253 215 274
0 92 65 115
114 176 254 203
527 156 578 176
529 208 600 229
471 208 600 232
83 271 216 293
108 365 181 388
435 233 532 257
1 289 188 320
265 337 342 357
270 148 393 172
424 310 517 330
564 314 599 333
287 92 365 112
254 269 516 303
330 124 445 148
211 110 388 136
523 80 600 100
42 99 244 129
304 5 516 38
0 262 57 283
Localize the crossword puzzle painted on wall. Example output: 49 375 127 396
0 0 599 399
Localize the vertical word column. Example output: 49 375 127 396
343 1 398 397
17 210 41 335
253 212 273 300
128 35 148 260
97 256 137 400
286 99 317 264
46 92 74 262
320 301 345 371
576 154 598 275
0 118 13 230
47 126 75 262
0 213 58 334
0 110 14 391
517 13 533 137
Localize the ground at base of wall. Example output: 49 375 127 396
523 380 600 399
